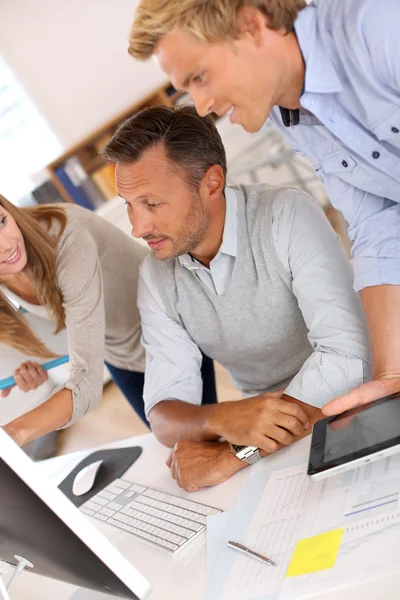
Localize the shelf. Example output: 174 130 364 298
45 83 184 206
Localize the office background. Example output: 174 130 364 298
0 0 344 457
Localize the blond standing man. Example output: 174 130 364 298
128 0 400 417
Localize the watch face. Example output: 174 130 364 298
231 444 247 453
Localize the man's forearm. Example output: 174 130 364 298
360 285 400 379
149 394 322 449
322 285 400 415
148 400 222 447
254 397 321 458
3 388 73 446
168 398 324 491
280 394 322 434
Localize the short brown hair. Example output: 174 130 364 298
129 0 307 60
101 105 227 191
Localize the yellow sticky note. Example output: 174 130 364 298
286 528 344 577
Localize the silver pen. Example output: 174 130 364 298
227 540 277 566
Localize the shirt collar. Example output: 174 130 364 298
179 187 237 270
294 4 342 96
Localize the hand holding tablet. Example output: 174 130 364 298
308 393 400 480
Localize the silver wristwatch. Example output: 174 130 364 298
229 443 262 465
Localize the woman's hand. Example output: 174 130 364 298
1 361 48 398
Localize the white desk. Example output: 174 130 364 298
8 434 400 600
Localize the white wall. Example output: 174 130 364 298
0 0 168 149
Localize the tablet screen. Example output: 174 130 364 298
324 397 400 462
308 395 400 476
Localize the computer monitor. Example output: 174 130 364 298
0 429 151 599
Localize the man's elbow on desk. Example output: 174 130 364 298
148 399 220 448
164 396 324 492
149 394 323 450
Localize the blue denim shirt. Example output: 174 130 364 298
268 0 400 291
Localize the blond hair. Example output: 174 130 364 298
129 0 307 60
0 195 67 358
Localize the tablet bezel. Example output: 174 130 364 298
308 395 400 478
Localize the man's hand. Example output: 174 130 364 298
322 375 400 416
166 440 246 492
324 285 400 416
208 393 310 453
1 361 48 398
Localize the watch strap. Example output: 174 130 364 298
229 443 262 465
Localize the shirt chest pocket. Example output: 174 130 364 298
313 150 358 186
370 108 400 152
296 129 358 180
316 147 394 203
318 151 358 175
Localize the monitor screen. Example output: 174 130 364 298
0 429 151 599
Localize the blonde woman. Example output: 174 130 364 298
0 196 216 447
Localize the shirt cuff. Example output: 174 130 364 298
144 374 203 418
61 369 97 428
285 355 367 408
353 256 400 292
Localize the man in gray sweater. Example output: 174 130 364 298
102 106 371 492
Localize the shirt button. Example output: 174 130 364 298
341 160 348 168
392 127 399 133
372 151 380 159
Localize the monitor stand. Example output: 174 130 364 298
0 556 34 600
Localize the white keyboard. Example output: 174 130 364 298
80 478 222 554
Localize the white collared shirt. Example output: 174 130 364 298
178 188 237 295
269 0 400 291
138 186 371 416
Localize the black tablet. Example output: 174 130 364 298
308 394 400 480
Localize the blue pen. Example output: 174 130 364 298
0 355 70 390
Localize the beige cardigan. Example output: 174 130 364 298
3 204 149 425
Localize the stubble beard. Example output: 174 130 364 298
159 195 210 261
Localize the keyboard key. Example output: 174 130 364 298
107 501 124 511
80 507 94 516
142 489 162 500
92 513 108 521
193 504 216 515
113 480 131 490
98 490 117 501
88 496 109 507
104 485 124 495
100 507 115 517
161 540 180 551
130 484 146 494
84 500 105 512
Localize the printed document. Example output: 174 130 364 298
219 454 400 600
